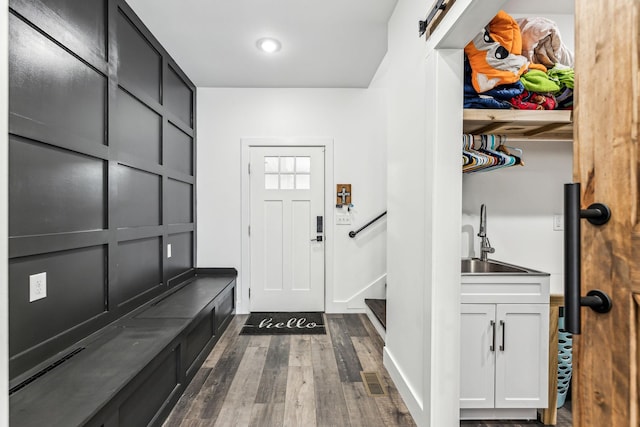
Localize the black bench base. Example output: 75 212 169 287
10 268 237 427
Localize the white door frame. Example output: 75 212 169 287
240 137 334 314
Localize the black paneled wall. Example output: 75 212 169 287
8 0 196 380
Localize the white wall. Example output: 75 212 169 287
462 141 573 294
196 88 387 313
383 0 428 416
1 0 8 423
383 1 507 426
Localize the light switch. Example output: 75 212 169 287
336 213 351 225
553 214 564 231
29 272 47 302
167 243 172 258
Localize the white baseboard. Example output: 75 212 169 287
326 273 386 313
346 273 386 308
460 408 537 420
383 347 423 425
364 304 385 341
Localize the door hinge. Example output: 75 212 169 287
248 163 251 174
249 288 251 299
248 225 251 236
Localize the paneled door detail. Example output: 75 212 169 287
249 146 325 312
573 1 640 425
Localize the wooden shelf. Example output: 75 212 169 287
463 109 573 141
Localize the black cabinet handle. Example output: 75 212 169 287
499 320 505 351
490 320 495 352
564 183 613 334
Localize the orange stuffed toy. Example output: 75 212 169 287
465 11 529 93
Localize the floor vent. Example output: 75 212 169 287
361 371 387 397
9 347 85 395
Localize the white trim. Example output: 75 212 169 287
364 304 385 341
413 2 506 425
422 48 465 427
460 408 538 420
346 273 386 308
240 137 334 314
425 0 507 52
327 273 386 312
384 347 423 422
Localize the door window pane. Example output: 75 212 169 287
265 174 279 189
263 155 313 190
280 174 294 189
281 157 295 173
264 157 279 173
296 157 311 173
296 174 310 189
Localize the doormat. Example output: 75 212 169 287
240 312 326 335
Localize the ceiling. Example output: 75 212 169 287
126 0 399 88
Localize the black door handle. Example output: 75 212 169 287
564 183 613 334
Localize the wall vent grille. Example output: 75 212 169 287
9 347 85 395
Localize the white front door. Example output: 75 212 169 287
249 146 325 312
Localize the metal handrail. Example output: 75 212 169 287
348 211 387 238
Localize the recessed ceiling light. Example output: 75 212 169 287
257 38 281 53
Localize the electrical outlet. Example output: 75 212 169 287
29 272 47 302
336 213 351 225
167 244 172 258
553 214 564 231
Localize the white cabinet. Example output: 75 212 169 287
460 273 550 420
460 304 496 408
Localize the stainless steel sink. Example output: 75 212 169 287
461 258 536 274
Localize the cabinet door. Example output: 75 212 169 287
495 304 549 408
460 304 496 408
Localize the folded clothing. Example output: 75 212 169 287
554 87 573 110
464 96 513 109
510 90 556 110
464 55 524 109
520 69 560 93
465 10 528 93
516 17 574 68
548 64 574 90
548 65 574 109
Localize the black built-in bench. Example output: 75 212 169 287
10 268 237 427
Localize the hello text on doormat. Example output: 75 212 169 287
240 312 326 335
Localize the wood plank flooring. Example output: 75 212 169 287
164 313 572 427
164 314 415 427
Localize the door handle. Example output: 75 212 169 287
499 320 505 351
310 236 323 242
564 183 613 334
490 320 496 352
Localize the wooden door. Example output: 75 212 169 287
573 0 639 425
249 146 325 312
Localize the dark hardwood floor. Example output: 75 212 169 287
163 313 571 427
163 313 415 426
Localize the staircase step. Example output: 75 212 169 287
364 299 386 330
